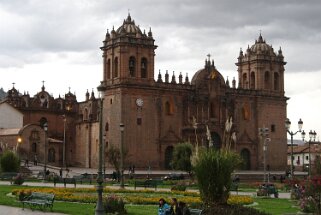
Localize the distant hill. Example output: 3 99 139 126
0 88 7 101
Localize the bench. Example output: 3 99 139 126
53 177 76 188
257 183 279 198
73 174 94 184
230 181 239 194
0 172 18 184
190 208 203 215
22 192 55 211
134 179 160 190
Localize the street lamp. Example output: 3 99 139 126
95 83 106 215
17 137 22 156
259 127 269 184
43 122 48 181
119 123 125 189
302 130 317 176
285 118 303 178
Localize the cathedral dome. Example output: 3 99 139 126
116 14 142 36
250 34 275 55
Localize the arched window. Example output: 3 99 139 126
264 71 270 89
141 58 147 78
242 103 250 120
107 59 111 79
250 72 255 89
274 72 280 90
48 148 55 162
240 148 251 170
165 101 173 115
39 117 48 128
129 56 136 77
114 57 118 77
242 73 247 88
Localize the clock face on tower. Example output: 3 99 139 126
136 98 143 107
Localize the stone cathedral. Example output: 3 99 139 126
1 14 288 170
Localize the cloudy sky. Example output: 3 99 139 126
1 0 321 140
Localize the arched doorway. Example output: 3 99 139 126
240 148 251 170
164 146 174 170
211 132 222 149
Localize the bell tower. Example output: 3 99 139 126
236 34 286 95
100 14 157 86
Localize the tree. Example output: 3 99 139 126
170 143 193 173
0 150 20 172
106 145 121 173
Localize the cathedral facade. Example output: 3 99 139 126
1 15 288 170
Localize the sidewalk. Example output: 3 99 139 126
0 205 66 214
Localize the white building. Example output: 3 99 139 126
0 101 23 129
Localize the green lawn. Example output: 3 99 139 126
251 198 300 215
0 184 301 215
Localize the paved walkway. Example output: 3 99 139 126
0 205 66 214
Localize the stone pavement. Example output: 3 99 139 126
0 205 66 214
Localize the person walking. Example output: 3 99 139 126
158 198 170 215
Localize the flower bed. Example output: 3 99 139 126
12 187 252 206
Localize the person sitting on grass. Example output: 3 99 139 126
158 198 170 215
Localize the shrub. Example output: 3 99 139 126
170 143 193 173
13 173 24 185
0 150 20 172
104 194 126 214
193 149 240 206
171 185 187 191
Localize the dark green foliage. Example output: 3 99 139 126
170 184 187 191
104 194 126 214
0 150 20 172
193 149 241 206
171 142 193 173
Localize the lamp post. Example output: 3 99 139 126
285 118 303 178
119 123 125 189
43 122 48 181
259 127 269 184
95 83 106 215
302 130 317 176
17 137 22 157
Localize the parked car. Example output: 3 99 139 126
163 173 184 180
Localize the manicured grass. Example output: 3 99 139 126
0 185 157 214
251 197 300 215
0 184 301 215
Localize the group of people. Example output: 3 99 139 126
158 198 191 215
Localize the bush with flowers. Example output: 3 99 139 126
297 175 321 214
